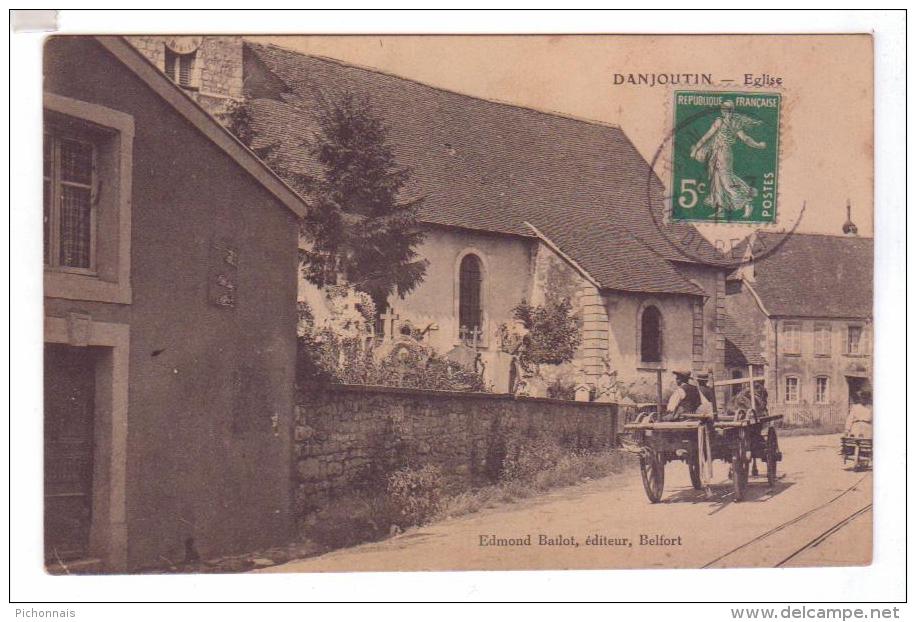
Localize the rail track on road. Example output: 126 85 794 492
773 503 872 567
703 474 871 568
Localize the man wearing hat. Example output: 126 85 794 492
696 372 717 416
665 370 702 420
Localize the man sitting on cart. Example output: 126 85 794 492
664 370 707 420
696 372 718 415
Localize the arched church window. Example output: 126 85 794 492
640 305 663 363
458 254 483 336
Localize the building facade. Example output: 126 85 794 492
43 36 307 571
725 231 873 426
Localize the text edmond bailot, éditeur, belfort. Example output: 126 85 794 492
478 533 683 548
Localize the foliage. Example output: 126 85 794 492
223 95 429 311
506 298 581 367
545 377 578 401
296 288 486 392
501 436 567 482
302 465 445 549
385 465 444 527
302 93 429 310
322 285 376 339
303 492 394 549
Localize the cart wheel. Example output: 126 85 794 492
640 450 665 503
688 452 703 490
766 427 779 487
733 434 749 501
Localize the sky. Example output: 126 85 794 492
250 34 874 238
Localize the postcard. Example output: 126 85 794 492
40 33 872 574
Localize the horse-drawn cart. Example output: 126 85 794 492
619 370 782 503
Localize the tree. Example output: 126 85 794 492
509 297 582 367
305 93 428 309
223 94 429 311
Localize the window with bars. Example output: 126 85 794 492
44 132 96 271
814 376 830 404
784 376 799 404
458 254 483 338
164 48 197 89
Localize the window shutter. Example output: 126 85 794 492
841 325 848 354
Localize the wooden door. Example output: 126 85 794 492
44 344 96 562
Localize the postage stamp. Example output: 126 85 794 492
671 91 781 224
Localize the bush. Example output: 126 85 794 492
501 436 566 482
439 448 637 520
303 464 445 549
386 465 444 527
510 298 581 367
304 492 394 549
297 329 487 392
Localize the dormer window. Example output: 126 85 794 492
164 48 197 89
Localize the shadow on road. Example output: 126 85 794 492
663 477 794 514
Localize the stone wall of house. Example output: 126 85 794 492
293 384 624 513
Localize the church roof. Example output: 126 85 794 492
243 42 721 296
740 232 873 319
722 315 767 367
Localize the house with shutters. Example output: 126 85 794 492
724 226 873 426
43 36 307 571
127 35 729 400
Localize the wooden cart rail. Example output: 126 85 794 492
623 421 702 431
623 414 782 431
715 414 783 428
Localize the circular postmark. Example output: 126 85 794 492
644 90 804 268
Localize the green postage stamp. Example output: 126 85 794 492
671 91 781 223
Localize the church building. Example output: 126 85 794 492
127 36 730 399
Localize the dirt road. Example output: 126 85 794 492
261 433 871 572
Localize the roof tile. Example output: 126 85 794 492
245 43 716 296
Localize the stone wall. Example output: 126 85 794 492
293 384 625 514
126 36 243 117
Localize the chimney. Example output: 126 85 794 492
842 199 859 236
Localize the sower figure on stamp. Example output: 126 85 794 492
689 100 767 218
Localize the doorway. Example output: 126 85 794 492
846 376 869 407
44 344 98 563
